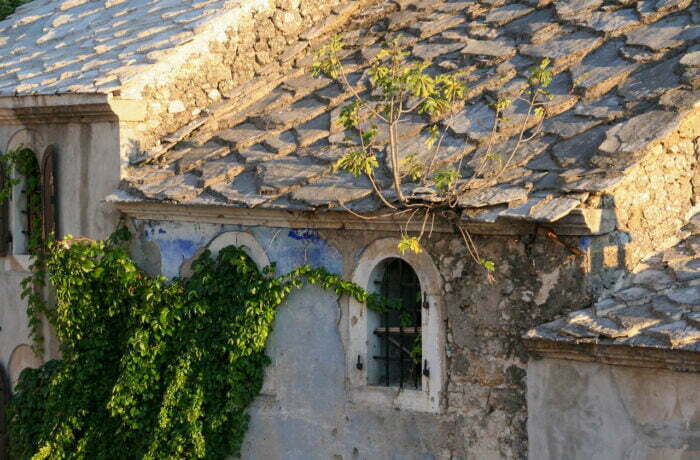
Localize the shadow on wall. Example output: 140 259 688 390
586 194 629 295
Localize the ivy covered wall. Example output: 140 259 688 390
127 218 600 459
8 227 380 459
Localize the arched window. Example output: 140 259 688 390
0 146 57 262
367 258 423 389
347 238 445 413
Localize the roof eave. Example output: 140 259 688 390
0 93 145 124
525 337 700 373
110 196 615 236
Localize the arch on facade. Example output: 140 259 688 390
346 238 446 413
205 231 270 269
205 231 276 395
0 142 57 263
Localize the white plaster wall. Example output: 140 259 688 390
528 358 700 460
243 285 453 460
0 119 121 376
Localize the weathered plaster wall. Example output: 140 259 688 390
129 219 603 459
528 358 700 460
0 120 121 379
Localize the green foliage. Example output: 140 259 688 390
479 258 496 272
492 98 512 112
6 360 62 457
0 0 30 20
527 57 553 90
398 235 422 255
316 33 559 268
336 99 363 130
311 34 343 79
334 149 379 178
0 148 41 245
0 147 48 353
409 335 422 365
8 230 393 459
432 169 461 193
315 35 467 194
400 153 423 182
424 124 440 149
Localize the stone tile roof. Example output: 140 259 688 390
0 0 265 96
526 213 700 352
107 0 698 219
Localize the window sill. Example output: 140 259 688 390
5 254 33 272
348 384 441 413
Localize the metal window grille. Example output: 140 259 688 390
22 152 42 248
373 258 423 389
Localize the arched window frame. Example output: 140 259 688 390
1 144 57 271
346 238 446 413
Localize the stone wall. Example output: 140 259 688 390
127 218 601 459
528 358 700 460
426 232 591 458
128 0 384 154
592 108 700 274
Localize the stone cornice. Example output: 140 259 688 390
0 95 145 124
113 200 615 236
525 338 700 373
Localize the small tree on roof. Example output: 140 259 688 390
313 34 554 276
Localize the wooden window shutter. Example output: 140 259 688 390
0 160 7 257
41 146 57 244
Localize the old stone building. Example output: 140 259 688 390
526 212 700 458
0 0 698 458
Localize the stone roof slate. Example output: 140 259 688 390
526 213 700 352
0 0 265 96
35 0 694 220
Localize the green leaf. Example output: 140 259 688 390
480 258 496 272
397 235 423 254
160 308 169 326
433 168 461 193
400 153 424 181
492 98 512 112
424 124 440 149
335 151 379 178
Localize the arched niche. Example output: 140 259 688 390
8 344 42 390
206 231 270 269
205 231 276 396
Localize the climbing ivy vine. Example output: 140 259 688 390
0 0 31 21
7 229 391 459
0 147 49 353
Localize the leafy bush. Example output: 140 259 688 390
0 0 31 20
